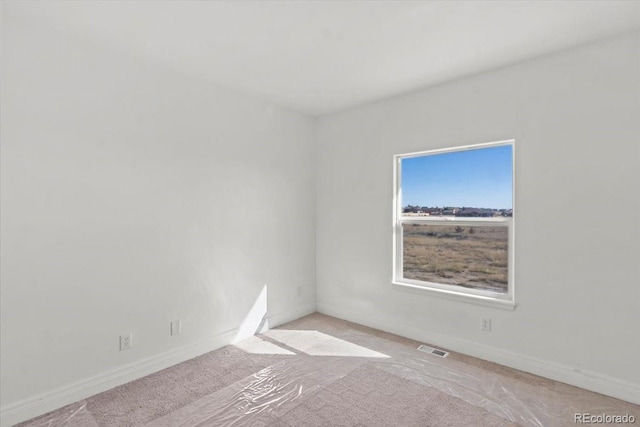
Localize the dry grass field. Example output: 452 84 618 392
402 224 508 293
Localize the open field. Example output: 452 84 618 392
402 224 508 293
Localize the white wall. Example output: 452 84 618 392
0 11 316 420
316 32 640 403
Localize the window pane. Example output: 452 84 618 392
401 145 512 215
402 223 508 293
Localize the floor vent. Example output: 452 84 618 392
417 345 449 358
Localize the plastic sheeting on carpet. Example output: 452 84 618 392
143 329 560 427
18 325 637 427
15 401 99 427
146 356 367 426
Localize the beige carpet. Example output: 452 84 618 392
17 313 640 426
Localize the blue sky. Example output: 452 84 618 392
401 144 513 209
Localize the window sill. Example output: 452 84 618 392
392 281 516 311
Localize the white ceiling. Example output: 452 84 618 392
5 0 640 116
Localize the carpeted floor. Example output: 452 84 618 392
17 313 640 426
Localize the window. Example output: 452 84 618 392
393 140 515 309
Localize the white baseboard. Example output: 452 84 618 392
316 302 640 406
0 303 316 427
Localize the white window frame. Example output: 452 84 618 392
392 140 516 310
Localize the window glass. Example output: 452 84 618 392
394 141 514 303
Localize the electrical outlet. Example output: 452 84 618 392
120 333 132 350
171 320 181 336
481 318 492 332
297 287 302 297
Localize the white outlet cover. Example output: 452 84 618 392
171 320 181 336
120 334 132 350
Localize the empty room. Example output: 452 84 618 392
1 1 639 426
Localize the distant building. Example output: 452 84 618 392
456 208 494 217
421 207 442 215
403 206 446 215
